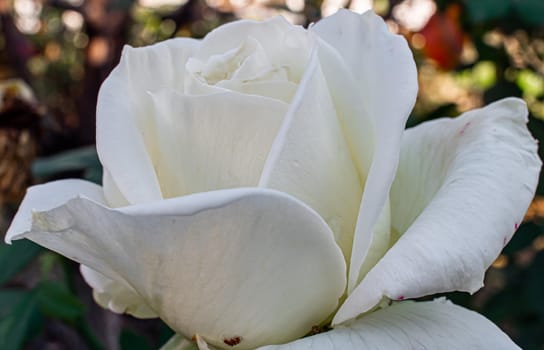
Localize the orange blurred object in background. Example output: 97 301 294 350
419 3 465 70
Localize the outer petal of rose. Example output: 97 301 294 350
96 38 200 205
80 265 157 318
312 9 418 291
259 50 362 262
6 186 346 350
334 98 541 324
160 334 220 350
5 179 104 243
4 179 157 316
259 299 520 350
148 91 287 198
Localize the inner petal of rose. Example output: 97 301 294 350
185 36 291 86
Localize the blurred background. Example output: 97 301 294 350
0 0 543 349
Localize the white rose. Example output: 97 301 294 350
6 9 540 350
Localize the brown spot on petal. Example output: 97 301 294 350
223 336 242 347
310 325 332 335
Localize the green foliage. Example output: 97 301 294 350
120 329 153 350
36 281 86 322
0 290 28 320
517 70 544 98
0 240 43 285
32 146 103 184
514 0 544 26
0 280 90 349
462 0 544 25
0 291 41 350
462 0 510 23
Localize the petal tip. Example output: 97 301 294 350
121 44 136 56
489 97 529 121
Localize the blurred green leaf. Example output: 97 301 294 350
462 0 511 22
159 323 175 346
84 166 104 185
36 281 85 322
513 0 544 25
517 69 544 97
159 334 198 350
0 292 41 350
0 240 43 285
38 251 63 278
0 289 27 319
120 329 152 350
32 146 102 184
472 61 497 89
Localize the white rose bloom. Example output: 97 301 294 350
5 9 540 350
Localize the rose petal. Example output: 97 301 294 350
260 299 520 350
103 169 129 207
4 179 154 315
312 9 418 291
80 265 157 318
335 98 541 324
184 71 298 103
149 90 288 197
97 38 200 204
215 80 298 103
160 334 216 350
259 50 362 262
8 187 346 350
5 179 104 243
194 17 311 83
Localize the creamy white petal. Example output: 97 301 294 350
4 179 104 243
4 180 155 315
97 38 200 204
186 36 272 84
356 198 391 279
184 35 298 102
160 335 198 350
80 265 157 318
215 80 298 103
312 9 418 291
260 299 520 350
184 73 298 103
149 91 288 198
103 169 129 208
9 188 346 350
335 98 541 324
259 51 362 262
194 16 311 83
160 334 220 350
